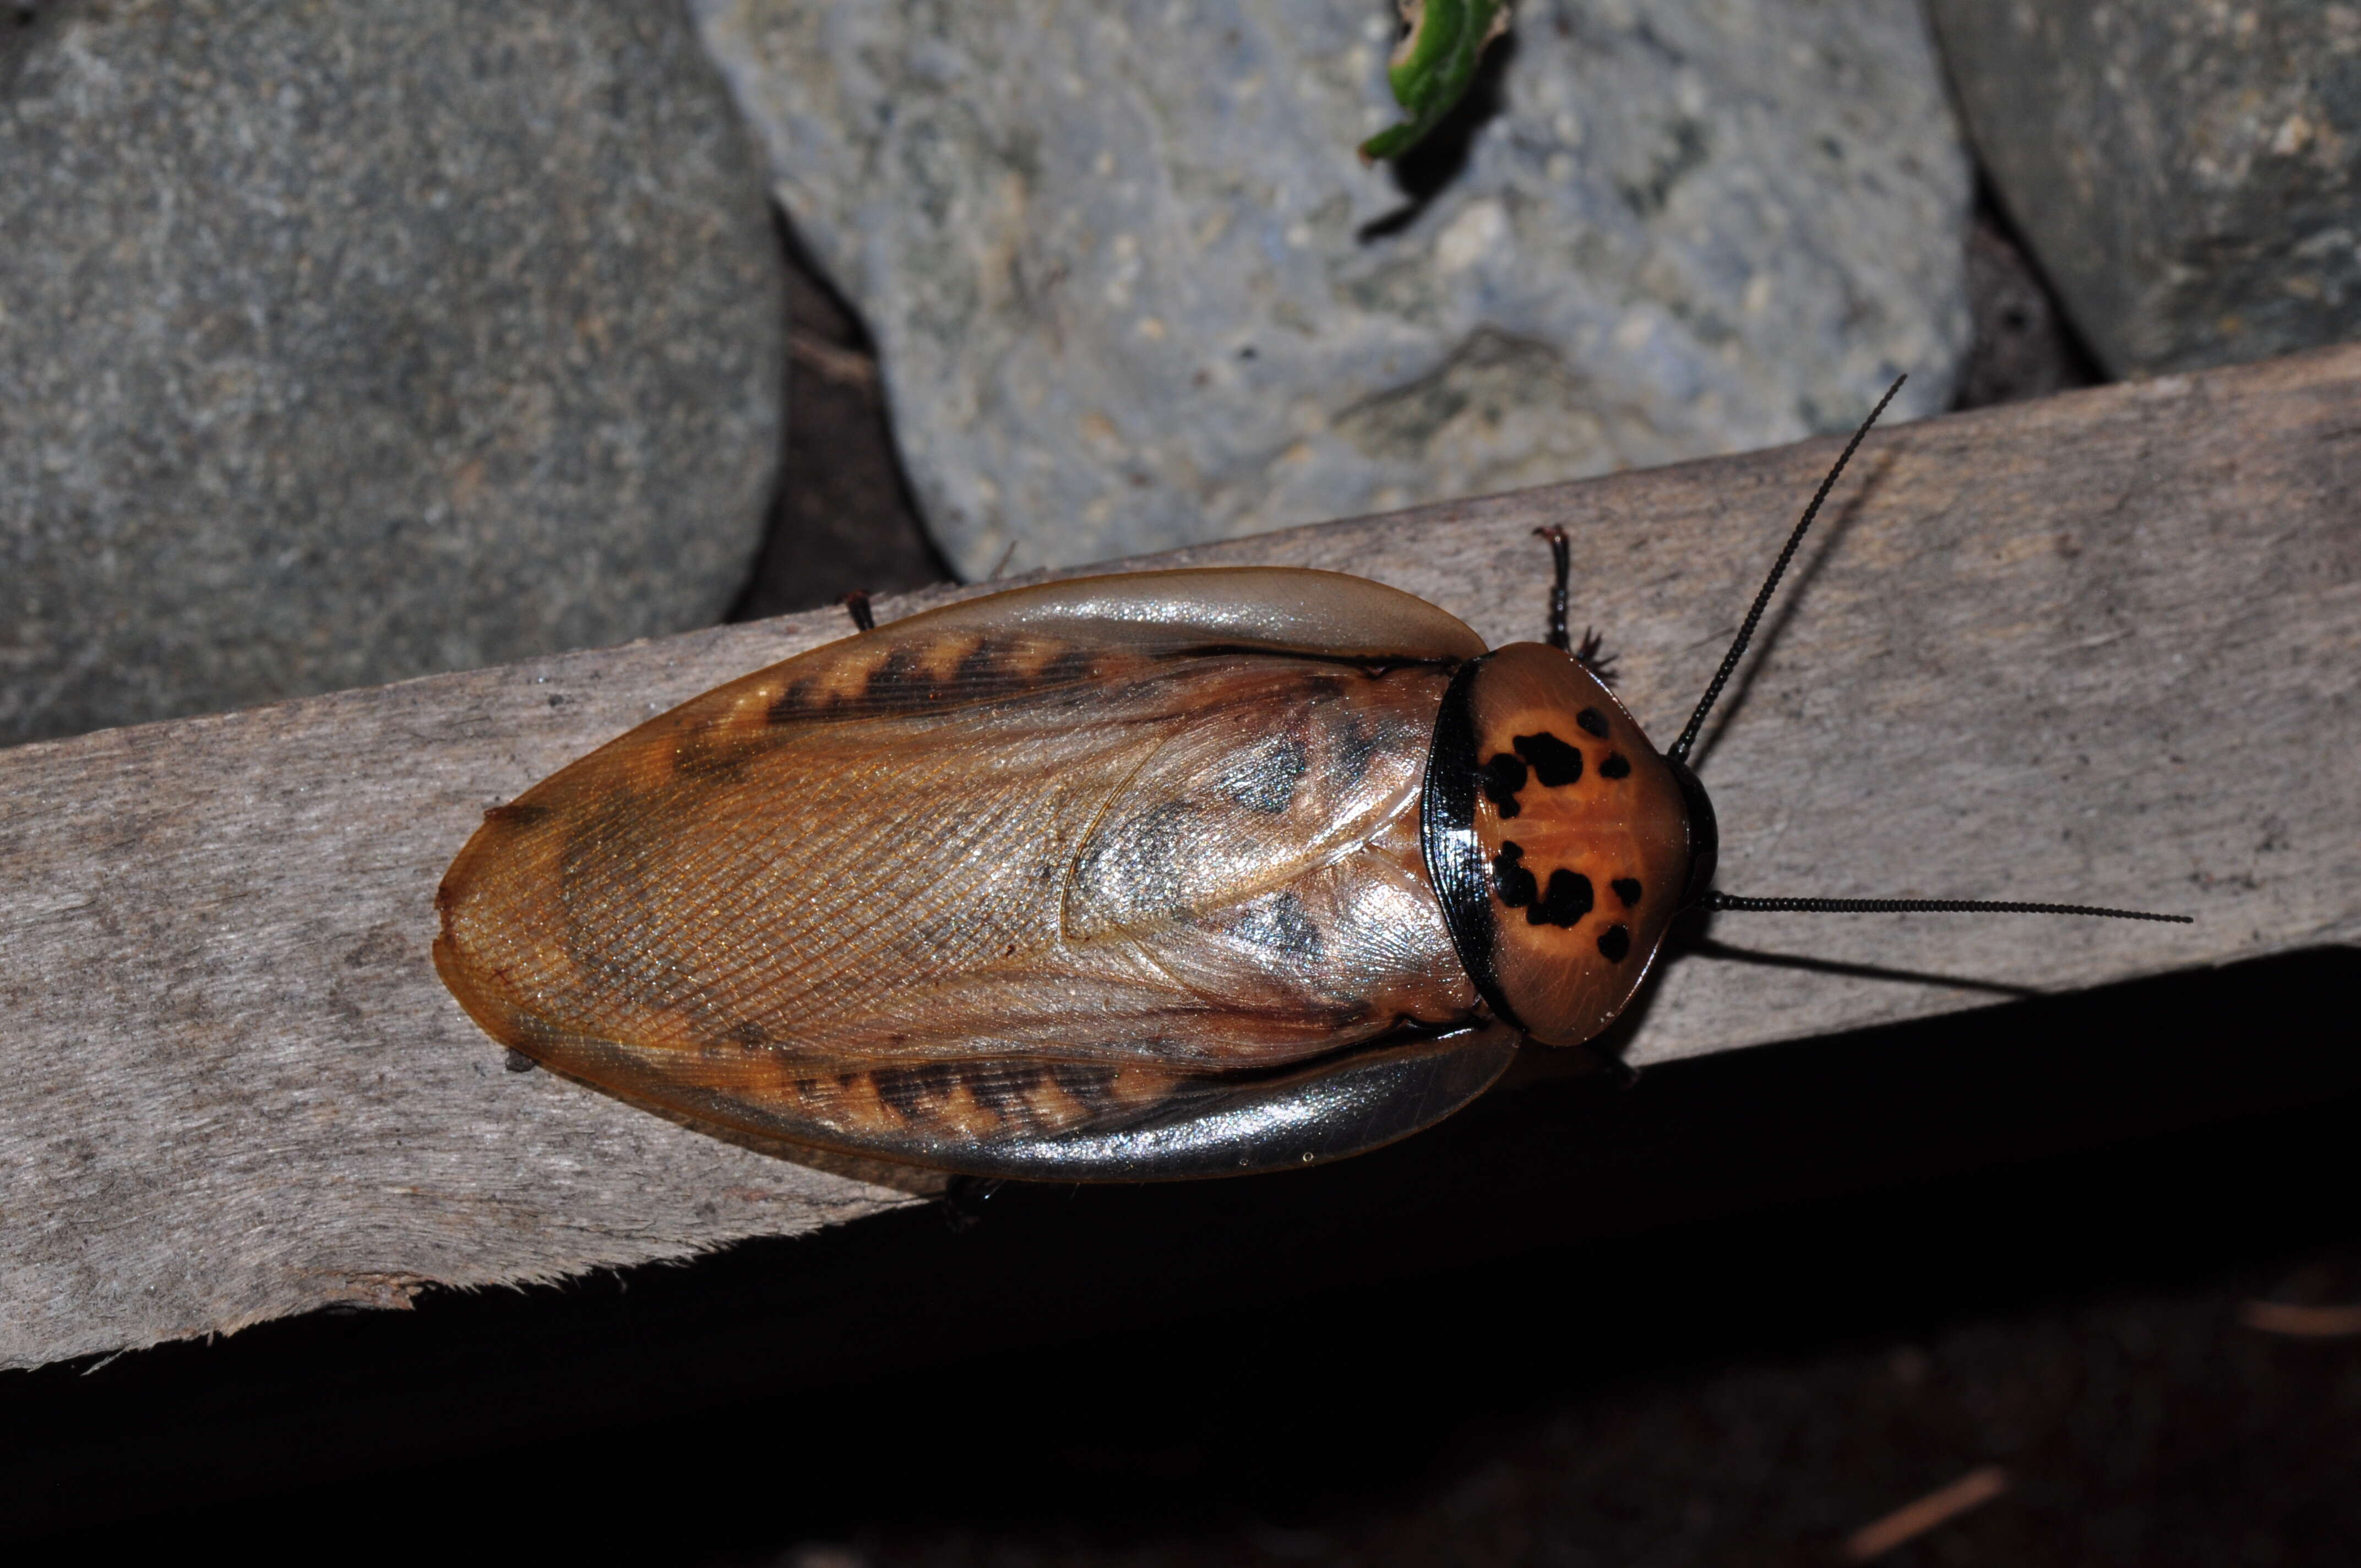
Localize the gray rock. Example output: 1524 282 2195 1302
694 0 1972 579
1 0 786 745
1955 211 2097 410
1931 1 2361 377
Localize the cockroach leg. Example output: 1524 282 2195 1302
1582 1044 1639 1089
1531 526 1617 678
840 589 877 634
1533 525 1573 652
939 1174 1005 1232
1575 627 1619 685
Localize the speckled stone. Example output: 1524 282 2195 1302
0 0 786 744
694 0 1972 578
1932 1 2361 376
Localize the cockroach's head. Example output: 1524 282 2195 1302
1420 643 1708 1048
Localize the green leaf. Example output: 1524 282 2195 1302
1358 0 1512 164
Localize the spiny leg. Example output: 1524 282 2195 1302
939 1174 1004 1232
1575 627 1618 685
1534 526 1617 683
1582 1041 1639 1088
1533 526 1571 651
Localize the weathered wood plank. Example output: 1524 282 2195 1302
4 347 2357 1373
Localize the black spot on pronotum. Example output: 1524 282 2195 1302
1576 707 1611 738
1597 924 1632 962
1513 731 1584 787
1528 869 1595 928
1492 842 1539 908
1611 877 1643 908
1600 752 1632 780
1481 751 1528 816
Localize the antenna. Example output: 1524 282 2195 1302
1666 375 1907 767
1669 379 2192 928
1703 893 2191 925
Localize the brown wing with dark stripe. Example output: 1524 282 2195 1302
434 570 1505 1176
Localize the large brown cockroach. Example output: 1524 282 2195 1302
434 384 2185 1179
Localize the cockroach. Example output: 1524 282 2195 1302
434 381 2186 1179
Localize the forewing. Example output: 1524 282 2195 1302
876 568 1486 666
435 568 1495 1170
977 1022 1521 1179
1063 666 1426 943
509 1015 1520 1180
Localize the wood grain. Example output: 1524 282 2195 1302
4 346 2357 1373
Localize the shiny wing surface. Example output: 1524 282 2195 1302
515 1017 1520 1179
434 569 1493 1173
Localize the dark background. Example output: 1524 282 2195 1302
12 206 2358 1563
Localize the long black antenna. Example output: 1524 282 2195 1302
1666 374 1907 767
1704 892 2191 924
1672 379 2191 928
